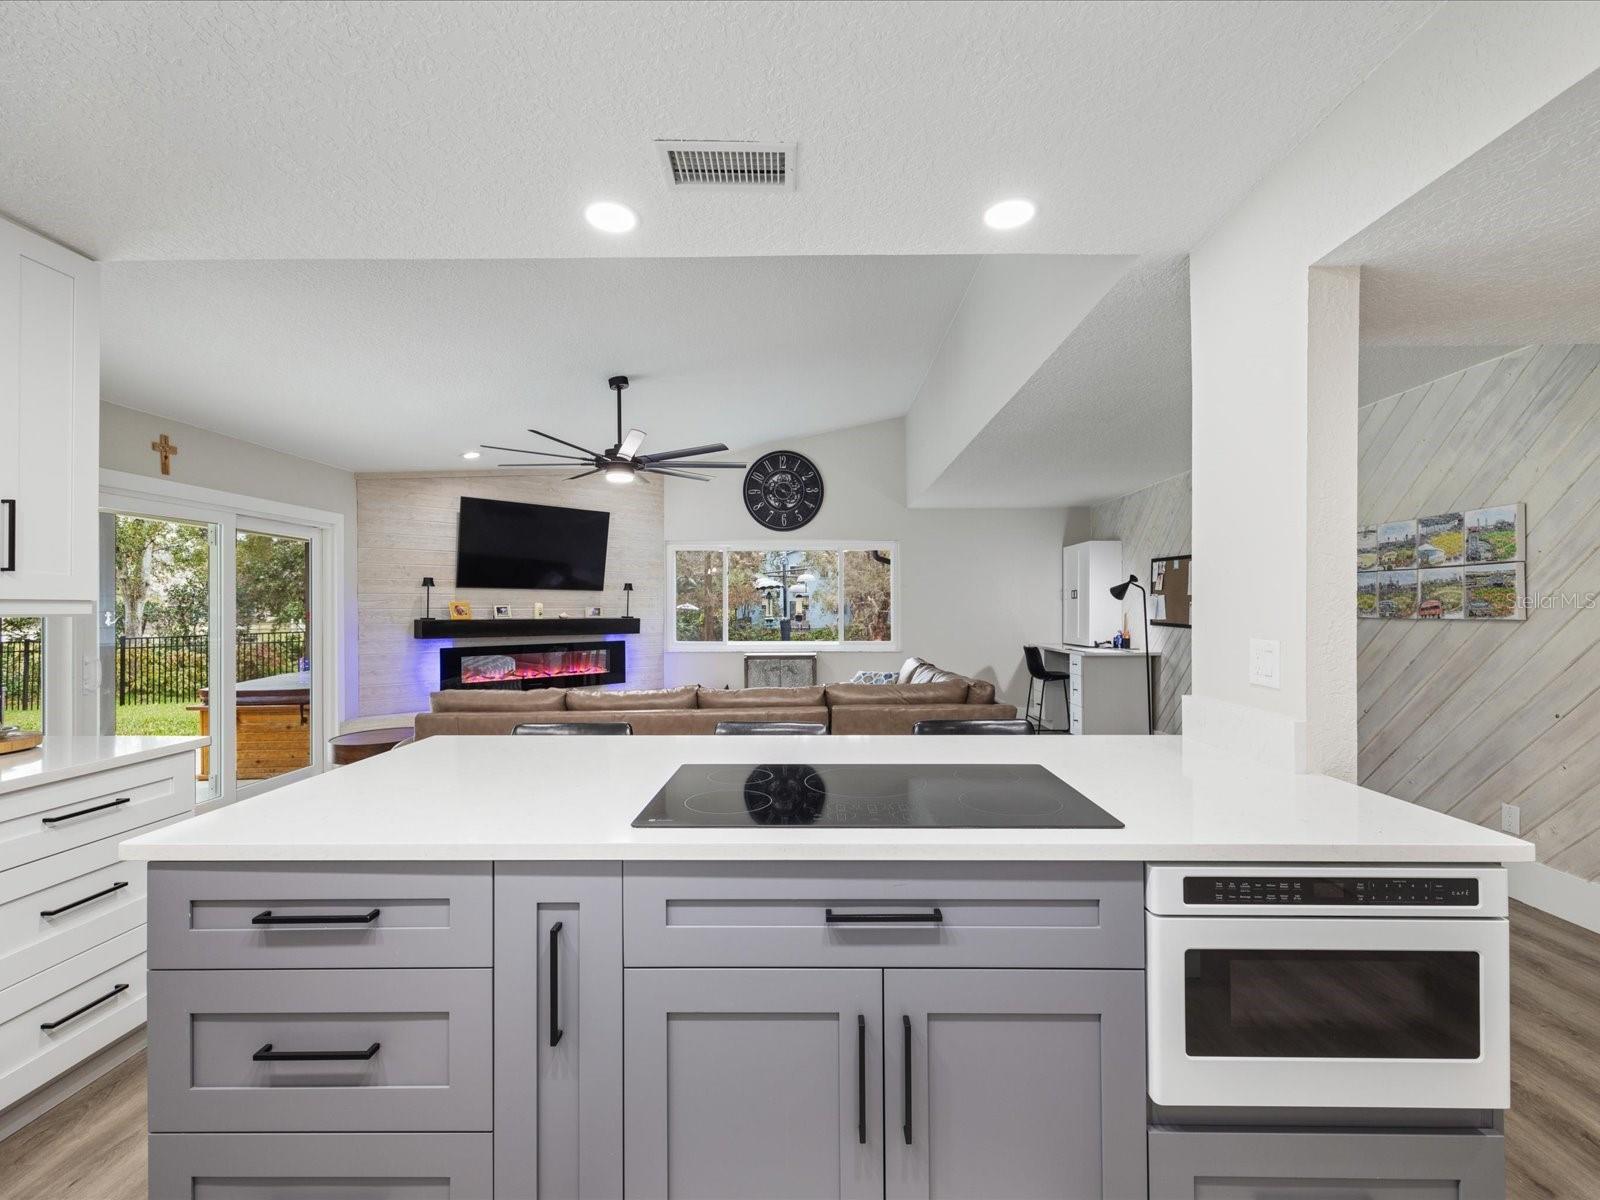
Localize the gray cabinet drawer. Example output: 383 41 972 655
149 1132 492 1199
1148 1128 1505 1199
148 862 492 969
623 862 1142 968
148 968 492 1132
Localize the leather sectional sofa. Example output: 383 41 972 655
412 657 1017 737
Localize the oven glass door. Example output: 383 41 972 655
1184 947 1480 1059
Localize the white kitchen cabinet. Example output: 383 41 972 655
0 214 99 614
1061 539 1122 646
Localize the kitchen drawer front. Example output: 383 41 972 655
2 759 189 872
0 825 151 989
148 968 492 1133
149 1132 493 1199
1 927 147 1112
623 862 1143 968
1148 1128 1505 1199
148 862 492 969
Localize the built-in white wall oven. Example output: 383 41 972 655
1147 865 1509 1110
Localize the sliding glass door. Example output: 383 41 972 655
97 491 329 806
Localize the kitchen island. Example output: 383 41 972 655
123 735 1528 1200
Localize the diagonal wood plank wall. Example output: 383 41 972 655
1359 344 1600 882
1091 472 1192 733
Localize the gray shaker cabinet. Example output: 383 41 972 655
884 969 1147 1200
495 863 624 1200
624 967 884 1200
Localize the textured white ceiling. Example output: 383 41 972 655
101 256 982 472
1336 68 1600 346
1 0 1438 260
915 256 1192 508
1358 345 1521 407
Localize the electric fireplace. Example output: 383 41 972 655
439 640 626 691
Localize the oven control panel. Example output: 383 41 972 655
1182 875 1480 906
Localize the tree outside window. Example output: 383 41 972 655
671 544 893 646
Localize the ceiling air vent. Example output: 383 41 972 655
656 140 796 190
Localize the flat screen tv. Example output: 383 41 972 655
456 496 610 590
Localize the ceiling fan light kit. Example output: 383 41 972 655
485 375 747 485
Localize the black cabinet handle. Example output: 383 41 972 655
40 880 128 918
1 499 14 572
902 1014 913 1145
254 1042 380 1062
40 983 128 1031
825 907 943 925
549 920 564 1047
856 1014 867 1145
252 908 380 925
41 797 131 825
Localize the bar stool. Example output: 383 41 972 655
1022 645 1071 733
513 722 633 735
912 719 1033 735
714 721 828 735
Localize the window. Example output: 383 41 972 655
0 616 45 733
669 543 896 649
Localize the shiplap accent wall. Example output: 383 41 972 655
356 472 664 716
1358 344 1600 883
1091 472 1192 733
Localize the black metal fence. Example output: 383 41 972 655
0 629 308 711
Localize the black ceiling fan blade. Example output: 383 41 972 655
566 468 603 480
481 443 593 462
635 460 746 469
637 443 730 463
496 462 594 468
528 428 605 458
640 466 712 481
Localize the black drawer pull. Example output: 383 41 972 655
902 1014 914 1145
856 1014 867 1145
825 907 943 925
549 920 564 1047
1 499 14 572
41 880 129 918
41 797 131 825
254 1042 381 1062
252 908 380 926
40 983 129 1031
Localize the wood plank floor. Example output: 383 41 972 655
2 900 1597 1199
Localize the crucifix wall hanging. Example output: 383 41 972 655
151 433 178 475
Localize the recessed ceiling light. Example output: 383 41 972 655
983 198 1036 230
585 201 638 234
460 450 481 460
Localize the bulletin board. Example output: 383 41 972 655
1150 554 1191 628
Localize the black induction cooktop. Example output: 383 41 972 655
631 763 1123 829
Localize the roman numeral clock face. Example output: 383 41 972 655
743 451 824 531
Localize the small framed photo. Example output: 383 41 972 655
1378 569 1418 618
587 605 603 617
1464 562 1526 619
448 600 473 621
1377 520 1417 570
1357 526 1378 572
492 604 512 620
1465 503 1525 564
1357 572 1379 619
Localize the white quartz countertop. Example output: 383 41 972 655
120 734 1532 864
1 735 208 795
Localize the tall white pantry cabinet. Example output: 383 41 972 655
1061 539 1122 647
0 213 99 616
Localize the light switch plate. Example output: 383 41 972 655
1501 803 1520 835
1248 638 1281 689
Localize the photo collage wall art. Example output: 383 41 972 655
1357 504 1526 621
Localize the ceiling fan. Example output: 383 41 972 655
484 376 746 485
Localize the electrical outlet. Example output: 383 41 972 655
1501 803 1521 835
1248 638 1280 689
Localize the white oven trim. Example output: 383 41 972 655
1145 864 1508 918
1146 912 1510 1109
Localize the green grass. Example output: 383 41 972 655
1 708 42 733
116 703 203 736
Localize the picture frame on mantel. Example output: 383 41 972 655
1150 554 1191 628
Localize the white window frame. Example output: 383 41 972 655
666 539 899 652
95 470 345 810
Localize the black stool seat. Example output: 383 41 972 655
1022 644 1072 733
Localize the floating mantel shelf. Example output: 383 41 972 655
412 617 641 639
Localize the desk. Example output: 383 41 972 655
1037 644 1158 734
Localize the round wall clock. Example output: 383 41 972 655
743 450 824 531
